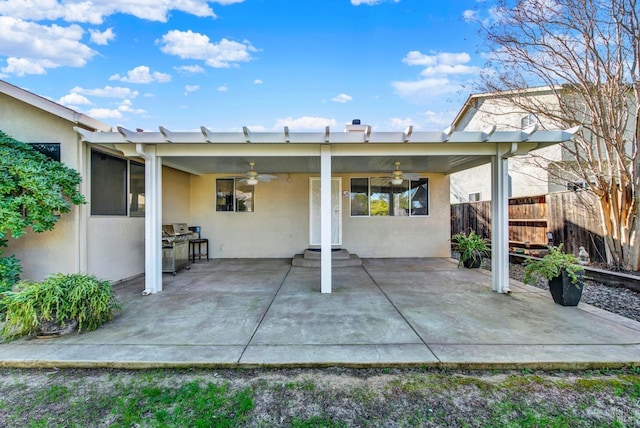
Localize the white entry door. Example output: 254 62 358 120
309 177 342 246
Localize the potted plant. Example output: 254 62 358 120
1 273 121 340
451 230 491 268
523 244 585 306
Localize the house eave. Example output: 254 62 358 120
0 79 112 132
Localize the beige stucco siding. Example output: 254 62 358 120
87 217 145 281
342 173 450 257
1 92 151 282
189 172 450 258
1 93 81 281
189 173 309 258
163 166 191 223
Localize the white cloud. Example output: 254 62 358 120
462 9 477 22
331 93 353 103
419 63 480 77
274 116 337 130
89 27 115 45
393 50 481 100
389 117 414 130
158 30 256 68
0 0 222 25
0 17 95 75
174 64 205 75
59 86 145 120
254 79 263 84
217 85 228 92
389 110 456 131
392 78 456 98
2 57 48 75
70 85 139 99
58 92 91 105
403 51 471 67
85 107 122 119
185 84 200 92
109 65 171 84
117 99 146 114
351 0 399 5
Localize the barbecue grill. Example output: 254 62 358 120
162 223 191 275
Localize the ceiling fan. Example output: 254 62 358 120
240 162 276 185
388 161 420 185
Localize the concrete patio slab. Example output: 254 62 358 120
1 258 639 369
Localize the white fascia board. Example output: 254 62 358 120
287 132 328 144
155 143 320 157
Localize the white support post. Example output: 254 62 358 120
320 145 332 293
491 144 510 294
137 144 163 294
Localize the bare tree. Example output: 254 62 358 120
477 0 640 270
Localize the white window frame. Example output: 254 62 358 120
215 178 255 212
90 149 145 217
468 192 481 202
349 177 429 217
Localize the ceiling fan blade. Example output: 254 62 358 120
403 173 421 180
256 174 277 182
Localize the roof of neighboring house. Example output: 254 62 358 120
451 86 557 130
0 79 112 132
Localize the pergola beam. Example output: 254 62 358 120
76 126 578 146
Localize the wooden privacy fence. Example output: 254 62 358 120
451 191 606 262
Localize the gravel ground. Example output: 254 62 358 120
508 263 640 323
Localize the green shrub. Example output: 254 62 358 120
523 244 584 285
1 273 121 340
0 253 21 294
451 230 491 267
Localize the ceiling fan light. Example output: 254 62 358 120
246 178 258 186
390 177 403 185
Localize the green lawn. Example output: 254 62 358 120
1 367 639 427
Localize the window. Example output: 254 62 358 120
91 150 145 216
350 177 429 217
129 161 145 216
216 179 254 212
29 143 61 162
521 113 538 129
469 192 481 202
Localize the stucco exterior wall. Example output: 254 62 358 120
87 217 145 281
189 173 309 258
163 166 191 223
1 92 148 282
189 172 451 258
1 93 81 280
342 173 451 257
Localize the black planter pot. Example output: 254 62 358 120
548 269 585 306
462 256 482 269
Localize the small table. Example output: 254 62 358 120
189 238 209 263
187 226 209 263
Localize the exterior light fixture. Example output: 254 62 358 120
390 177 403 185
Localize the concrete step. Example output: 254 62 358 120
292 253 363 267
303 248 351 260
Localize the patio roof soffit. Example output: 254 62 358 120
74 124 579 149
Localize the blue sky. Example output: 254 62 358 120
0 0 496 132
